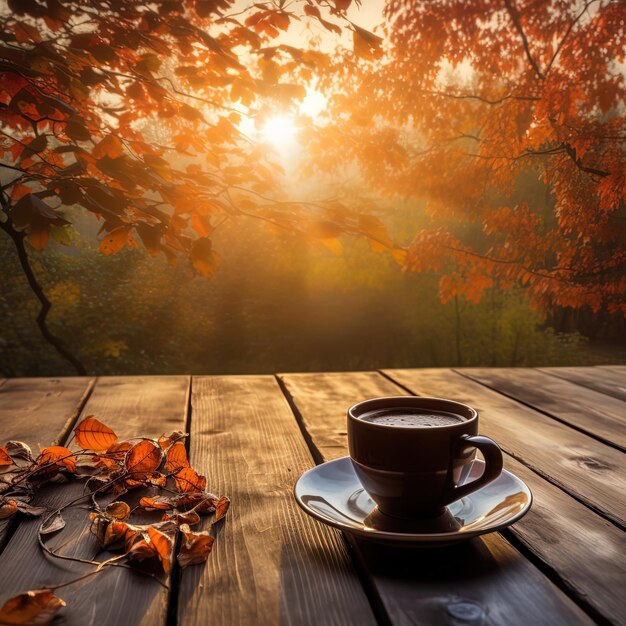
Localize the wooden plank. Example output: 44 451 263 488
178 375 376 626
0 377 94 550
460 368 626 450
0 376 190 626
540 366 626 403
280 372 594 626
501 454 626 626
384 368 626 528
0 377 94 449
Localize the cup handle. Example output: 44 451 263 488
450 435 503 502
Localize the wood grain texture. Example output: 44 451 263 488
178 375 376 626
385 368 626 528
459 368 626 450
280 371 593 626
501 455 626 626
540 367 626 403
0 376 190 626
0 377 94 448
0 377 94 550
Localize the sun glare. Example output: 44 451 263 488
261 115 299 150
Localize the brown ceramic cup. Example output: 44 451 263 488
347 397 503 518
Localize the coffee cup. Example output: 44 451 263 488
347 396 503 518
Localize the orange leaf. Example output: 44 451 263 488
92 134 124 159
165 442 189 473
0 500 18 520
27 227 50 251
189 237 220 278
0 590 65 625
127 537 156 562
148 526 173 573
140 496 173 511
74 416 118 451
0 447 13 468
36 446 76 475
157 430 185 450
213 495 230 521
100 226 134 255
177 523 214 568
105 501 131 520
191 214 213 237
173 466 206 493
106 440 133 459
125 440 163 476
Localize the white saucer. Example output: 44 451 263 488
294 457 532 547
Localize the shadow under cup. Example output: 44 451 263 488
347 397 503 519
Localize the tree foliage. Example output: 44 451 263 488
313 0 626 315
0 0 397 371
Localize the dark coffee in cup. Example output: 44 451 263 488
359 408 464 428
347 397 503 519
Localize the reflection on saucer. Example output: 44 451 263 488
364 508 462 534
294 456 533 547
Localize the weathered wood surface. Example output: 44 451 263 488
460 368 626 450
0 377 94 550
0 376 190 626
385 368 626 528
540 366 626 403
0 377 94 449
178 376 376 626
280 372 594 626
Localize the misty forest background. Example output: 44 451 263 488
2 167 625 377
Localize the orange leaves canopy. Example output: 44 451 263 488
317 0 626 314
0 0 377 283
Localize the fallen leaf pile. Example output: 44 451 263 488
0 416 229 625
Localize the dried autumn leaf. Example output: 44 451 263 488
173 466 206 493
213 495 230 521
90 513 140 551
157 430 185 450
0 447 13 467
4 441 33 463
14 501 47 517
34 446 76 477
125 440 163 476
74 416 118 451
106 501 131 520
163 509 201 526
148 526 173 573
0 590 65 626
0 499 18 520
165 442 189 473
127 537 156 562
40 512 65 535
177 523 214 568
139 496 174 511
106 440 133 459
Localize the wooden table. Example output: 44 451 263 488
0 367 624 626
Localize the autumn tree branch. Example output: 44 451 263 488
0 199 87 375
503 0 545 80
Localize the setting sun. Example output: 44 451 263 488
260 115 299 150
